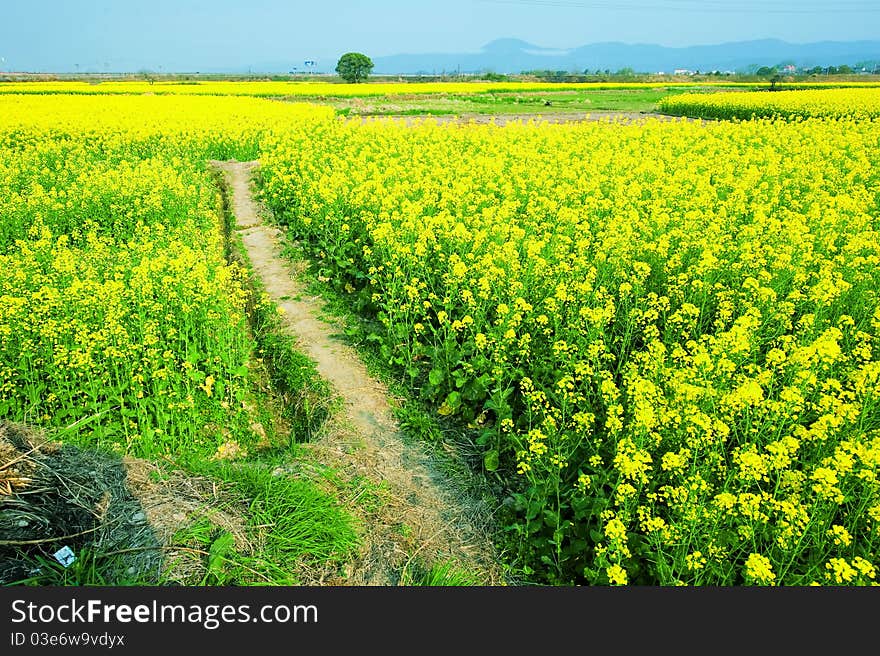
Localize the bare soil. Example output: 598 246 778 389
357 111 699 126
213 160 503 585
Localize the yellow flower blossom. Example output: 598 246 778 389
745 554 776 585
606 564 628 586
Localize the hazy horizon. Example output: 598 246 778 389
2 0 879 73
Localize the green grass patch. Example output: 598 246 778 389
182 460 359 585
400 559 483 586
323 86 749 117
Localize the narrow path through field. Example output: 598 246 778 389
212 160 503 585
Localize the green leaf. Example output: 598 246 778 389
452 370 466 388
444 390 461 410
207 531 235 581
428 368 445 386
526 499 544 520
475 428 494 447
483 449 500 472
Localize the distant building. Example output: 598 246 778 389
782 64 797 74
673 68 694 75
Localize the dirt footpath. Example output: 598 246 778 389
212 160 504 585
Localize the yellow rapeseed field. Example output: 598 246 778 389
0 95 330 459
2 90 878 586
660 87 880 119
261 113 880 585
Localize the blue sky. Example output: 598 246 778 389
1 0 877 72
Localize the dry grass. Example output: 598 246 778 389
0 422 254 585
302 412 506 586
122 457 255 584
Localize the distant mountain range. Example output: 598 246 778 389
372 38 880 75
11 38 878 76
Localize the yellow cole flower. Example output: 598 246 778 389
827 525 852 547
606 564 628 586
825 558 858 584
745 554 776 585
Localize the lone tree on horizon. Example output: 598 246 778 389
335 52 374 83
